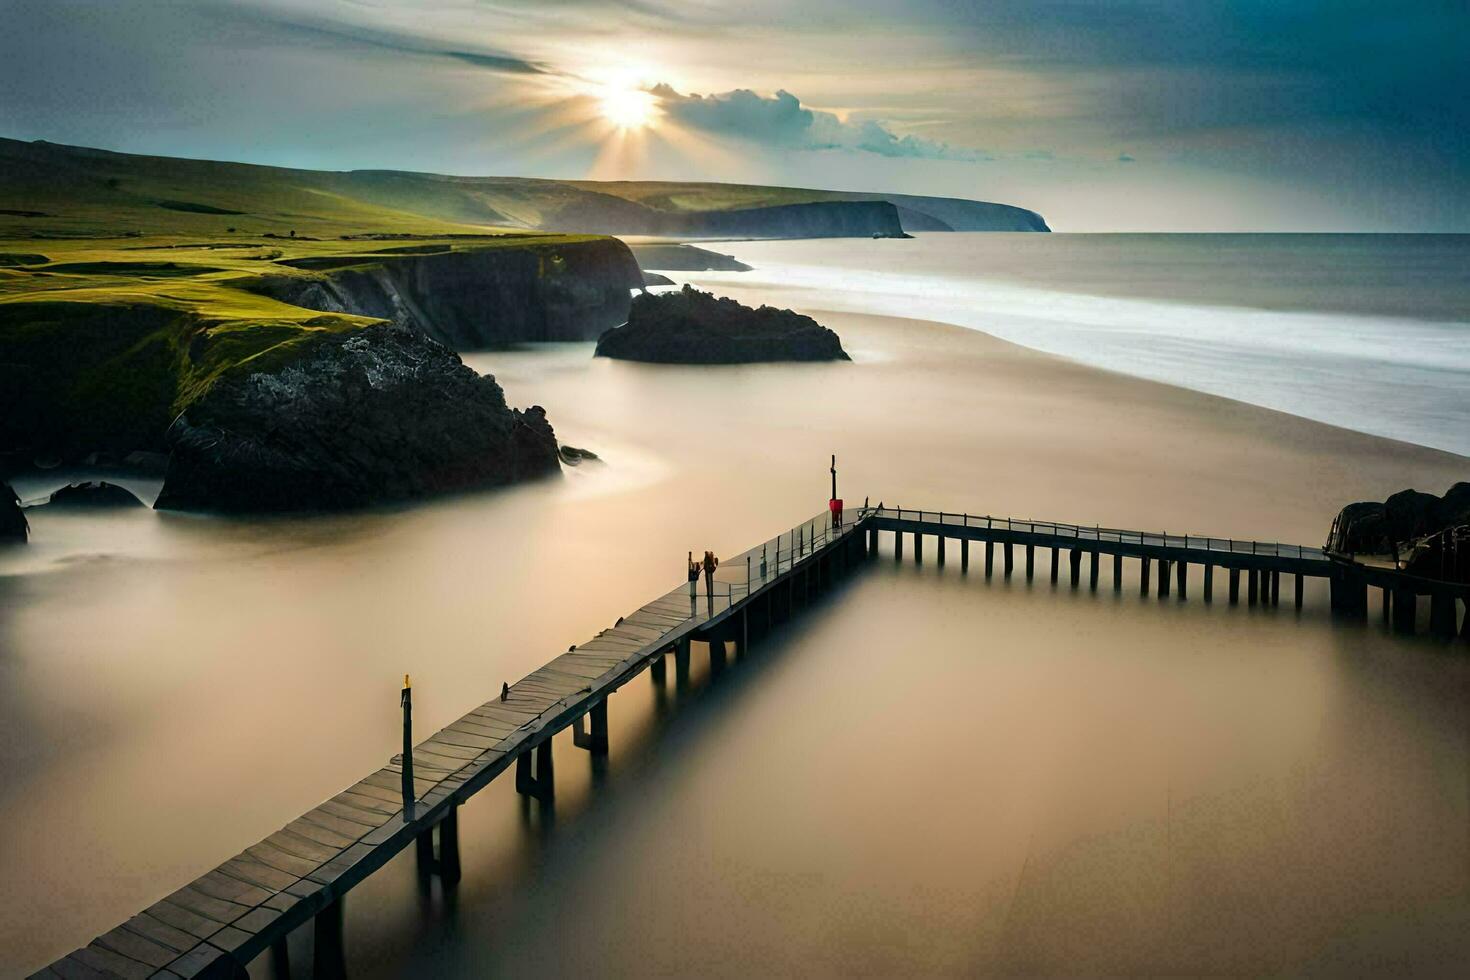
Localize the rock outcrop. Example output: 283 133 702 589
2 481 27 543
44 481 145 508
630 244 751 272
595 285 849 364
1327 482 1470 582
155 326 560 513
252 239 643 350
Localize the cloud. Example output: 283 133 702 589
650 84 982 161
251 11 549 75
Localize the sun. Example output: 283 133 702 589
598 83 657 130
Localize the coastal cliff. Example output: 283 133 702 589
1 235 638 511
253 238 643 349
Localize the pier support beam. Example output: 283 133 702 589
1159 560 1171 598
573 701 609 755
868 526 878 557
914 532 923 564
1050 546 1059 584
1203 564 1214 602
985 540 993 577
1429 593 1457 640
271 939 291 980
650 651 667 685
1089 550 1099 591
1270 571 1280 606
437 805 462 883
1004 542 1014 578
1294 573 1304 610
1176 560 1187 599
1140 556 1151 595
1113 553 1123 592
1229 568 1240 604
1069 548 1082 588
516 741 556 800
938 535 946 566
675 638 691 686
895 530 903 561
1392 588 1416 634
961 539 969 573
1248 569 1258 606
314 899 346 980
1381 586 1391 623
1025 544 1034 580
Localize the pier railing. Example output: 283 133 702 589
857 506 1327 561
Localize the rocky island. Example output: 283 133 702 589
595 285 850 364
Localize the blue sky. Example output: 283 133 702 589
2 0 1465 230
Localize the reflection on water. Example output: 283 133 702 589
1 307 1466 975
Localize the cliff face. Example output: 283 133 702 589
155 325 560 513
254 238 643 350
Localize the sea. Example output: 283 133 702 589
1 233 1466 976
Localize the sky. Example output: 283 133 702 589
1 0 1467 231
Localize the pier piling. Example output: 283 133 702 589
314 899 346 980
1159 560 1171 598
1051 546 1059 584
1140 556 1151 595
1089 550 1099 591
915 532 923 564
1004 542 1014 578
1229 568 1240 604
985 540 993 577
1114 553 1123 591
1069 548 1082 588
1248 569 1259 605
938 535 946 566
1203 564 1214 602
962 538 969 572
1176 560 1186 598
1026 544 1034 580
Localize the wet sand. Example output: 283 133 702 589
2 304 1467 976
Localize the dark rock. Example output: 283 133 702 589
44 481 145 508
2 481 27 543
559 445 601 465
630 244 751 272
595 285 850 365
155 325 561 513
1328 482 1470 583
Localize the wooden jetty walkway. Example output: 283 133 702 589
33 505 1469 979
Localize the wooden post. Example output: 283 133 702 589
1248 569 1258 606
1229 568 1240 604
1113 552 1123 591
1159 560 1171 597
1382 585 1391 622
1203 564 1214 602
868 526 878 556
915 531 923 564
710 638 727 673
985 540 994 577
1295 573 1304 610
938 535 946 566
1429 593 1456 640
1089 550 1099 591
1140 556 1151 595
1003 542 1014 578
1271 571 1280 606
961 538 969 573
536 741 554 797
574 701 610 755
400 676 415 821
1176 560 1186 599
314 899 346 980
650 651 667 684
895 529 904 561
1392 587 1416 634
1069 548 1081 588
438 805 462 883
271 939 291 980
1051 546 1059 584
1026 544 1035 580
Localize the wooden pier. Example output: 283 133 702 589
31 505 1469 979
